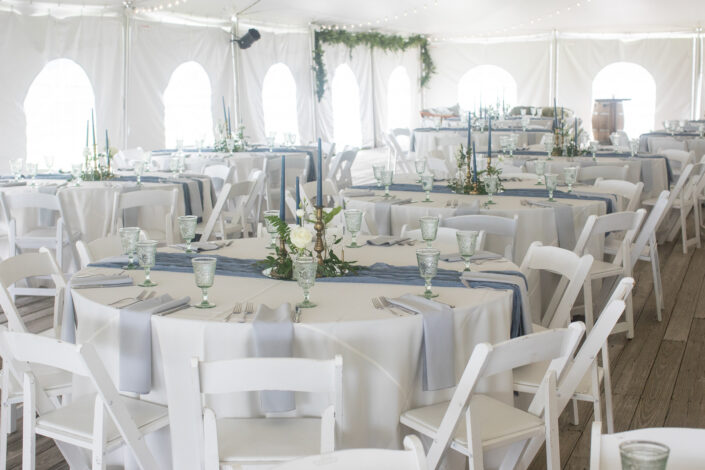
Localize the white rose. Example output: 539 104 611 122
296 209 305 218
290 227 313 250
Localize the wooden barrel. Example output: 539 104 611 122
592 100 625 144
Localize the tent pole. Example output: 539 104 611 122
122 9 130 148
550 29 558 105
232 19 241 129
370 45 377 147
693 28 703 119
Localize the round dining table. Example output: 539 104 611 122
71 237 517 470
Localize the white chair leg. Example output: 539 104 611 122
625 291 635 339
650 245 664 321
22 375 36 470
544 373 560 470
681 207 688 254
571 398 580 426
584 279 595 332
590 361 602 426
0 380 9 470
601 345 615 434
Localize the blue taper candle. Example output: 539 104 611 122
472 142 477 183
227 107 232 136
91 109 96 148
280 156 286 221
105 130 109 157
317 138 323 204
295 176 301 224
85 120 89 147
467 112 472 148
487 116 492 159
222 97 228 125
554 98 558 129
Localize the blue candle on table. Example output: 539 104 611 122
574 119 578 147
561 107 564 131
317 138 323 204
105 130 109 160
487 116 492 159
553 98 558 129
472 142 477 183
280 156 286 221
91 109 96 147
295 176 301 224
222 97 228 125
466 112 472 149
227 107 232 136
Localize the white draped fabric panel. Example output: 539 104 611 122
558 35 694 135
237 29 315 145
423 36 552 110
126 20 233 150
371 47 421 146
0 12 124 170
316 44 374 148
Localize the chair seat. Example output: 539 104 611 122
588 260 624 278
36 393 168 448
603 238 650 258
216 417 322 462
514 360 604 398
400 394 544 452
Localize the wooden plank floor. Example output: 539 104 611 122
3 234 705 469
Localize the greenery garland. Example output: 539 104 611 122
313 30 436 101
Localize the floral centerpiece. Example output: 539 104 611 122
258 204 359 279
447 144 504 195
214 122 248 153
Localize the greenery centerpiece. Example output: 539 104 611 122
447 144 504 195
313 30 435 101
214 122 248 153
81 146 116 181
258 205 359 279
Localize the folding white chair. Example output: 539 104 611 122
400 323 585 470
660 149 694 177
200 174 264 241
303 179 341 208
606 191 669 319
573 210 646 337
75 235 124 268
593 178 644 211
576 165 629 183
202 164 236 193
111 188 178 244
515 278 633 435
386 132 414 175
650 136 686 153
590 422 705 470
263 154 311 212
643 163 693 245
4 330 169 470
191 355 343 469
519 242 594 330
442 214 518 261
390 128 412 152
273 435 426 470
0 249 65 337
328 149 358 189
0 191 71 274
401 226 460 245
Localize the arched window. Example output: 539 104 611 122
332 64 362 149
164 61 214 148
24 59 95 169
387 66 411 130
457 65 518 113
592 62 656 138
262 63 299 144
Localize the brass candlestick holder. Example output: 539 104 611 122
314 205 325 265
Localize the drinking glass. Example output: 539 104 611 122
294 256 318 308
136 240 158 287
419 216 439 248
264 209 280 248
142 151 152 173
176 139 184 153
521 115 531 131
381 169 394 197
26 162 37 187
178 215 198 253
266 132 276 151
177 154 186 177
10 159 23 181
421 175 434 202
629 138 639 158
416 248 440 299
543 134 554 160
225 137 235 154
414 159 426 182
71 163 83 186
619 440 669 470
197 137 205 156
192 257 217 308
563 167 578 193
372 164 385 187
699 124 704 138
545 173 558 201
119 227 141 270
456 230 479 271
43 155 55 172
132 160 145 185
534 159 547 185
169 157 179 173
484 175 498 204
589 140 598 161
343 209 363 248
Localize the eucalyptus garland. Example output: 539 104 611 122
313 30 436 101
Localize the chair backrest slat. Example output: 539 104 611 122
443 214 518 261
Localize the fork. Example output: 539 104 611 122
109 290 148 306
238 302 255 322
379 297 415 316
371 297 402 316
225 303 242 322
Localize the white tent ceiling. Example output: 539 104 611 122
3 0 705 36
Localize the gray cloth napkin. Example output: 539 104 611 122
119 294 190 394
530 200 576 250
366 236 411 246
0 181 27 188
252 303 295 412
61 274 134 343
440 250 502 262
341 189 375 197
385 294 455 391
169 242 220 252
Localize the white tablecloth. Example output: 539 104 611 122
71 239 515 470
639 132 705 159
412 128 552 159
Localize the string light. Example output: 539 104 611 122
134 0 189 15
315 0 445 32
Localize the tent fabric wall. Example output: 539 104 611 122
315 43 374 148
0 11 124 170
237 29 314 145
126 19 233 150
558 35 694 136
423 36 552 111
371 47 421 147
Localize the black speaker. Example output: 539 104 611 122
235 28 261 49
